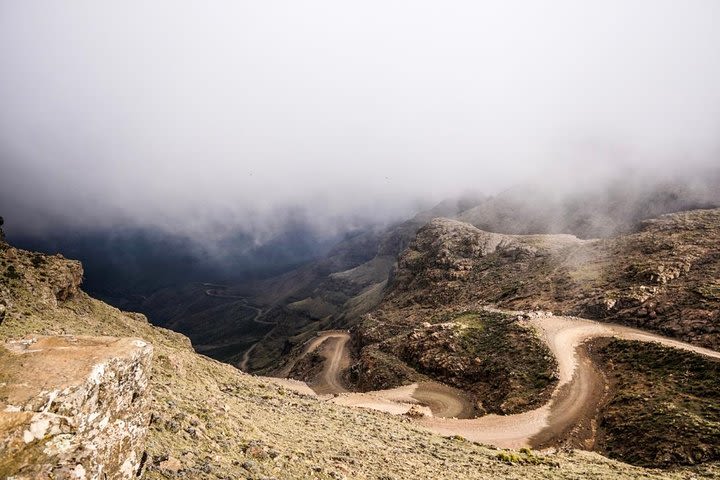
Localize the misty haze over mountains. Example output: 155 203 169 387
2 2 719 241
4 168 719 302
0 1 719 342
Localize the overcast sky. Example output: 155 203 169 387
1 1 719 238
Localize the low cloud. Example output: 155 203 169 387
1 1 719 242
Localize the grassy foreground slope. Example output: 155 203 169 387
2 240 718 478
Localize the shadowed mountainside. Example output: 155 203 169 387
132 176 720 373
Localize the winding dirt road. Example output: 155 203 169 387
204 288 247 300
237 305 274 371
275 314 720 449
275 331 351 382
193 286 276 371
310 335 352 394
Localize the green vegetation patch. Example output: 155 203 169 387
351 344 428 391
397 311 558 414
453 312 486 330
496 447 560 468
696 283 720 301
4 264 20 280
596 339 720 468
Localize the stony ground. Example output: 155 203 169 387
593 338 720 467
386 209 720 349
2 235 720 478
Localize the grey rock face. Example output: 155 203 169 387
0 335 153 479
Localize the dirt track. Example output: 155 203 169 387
193 302 272 371
237 304 272 371
195 284 276 369
275 331 350 380
311 335 351 394
238 342 258 371
273 315 720 449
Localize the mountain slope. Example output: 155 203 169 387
134 176 720 376
348 209 720 468
3 226 719 478
386 210 720 348
137 200 472 372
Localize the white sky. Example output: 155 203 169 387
1 1 719 235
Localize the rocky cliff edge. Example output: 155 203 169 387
0 335 153 479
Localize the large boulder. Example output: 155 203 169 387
0 336 153 479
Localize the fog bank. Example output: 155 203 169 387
1 1 719 240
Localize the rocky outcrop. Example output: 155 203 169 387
355 310 558 415
380 210 720 349
391 219 510 295
45 255 84 302
387 218 582 308
0 335 153 479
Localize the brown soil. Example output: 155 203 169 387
531 341 611 450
